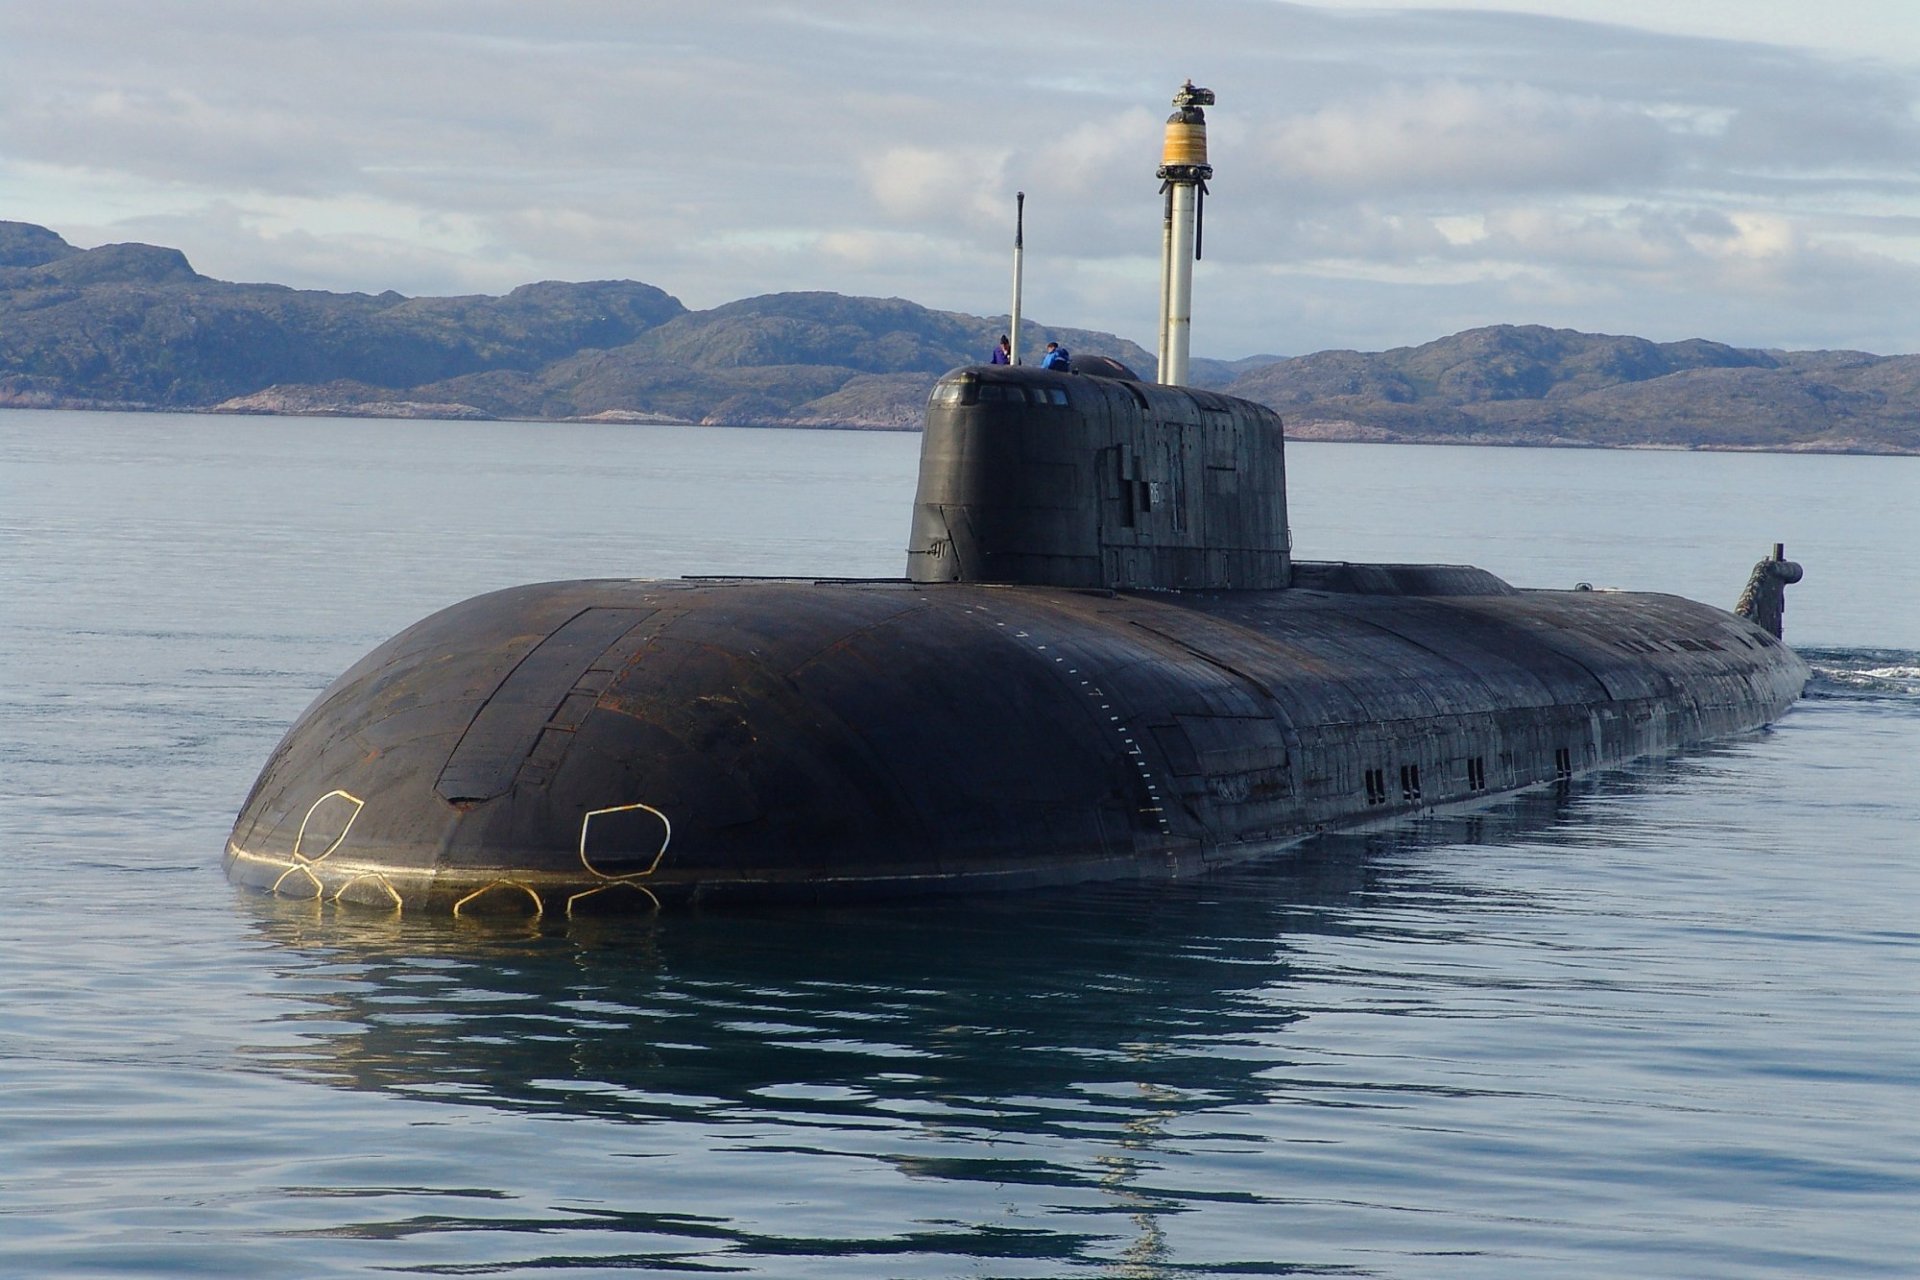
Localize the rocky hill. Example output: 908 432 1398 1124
3 221 1915 453
1231 326 1919 453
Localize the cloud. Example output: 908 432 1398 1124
1716 82 1920 170
113 204 531 297
1255 81 1674 198
1 83 359 194
3 0 1918 355
862 146 1011 225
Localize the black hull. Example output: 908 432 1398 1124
226 573 1807 914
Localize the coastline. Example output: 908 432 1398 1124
4 395 1913 456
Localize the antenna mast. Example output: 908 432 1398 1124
1155 81 1214 386
1010 191 1025 366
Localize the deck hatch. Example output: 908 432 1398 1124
436 607 653 803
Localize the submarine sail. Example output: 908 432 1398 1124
225 85 1807 915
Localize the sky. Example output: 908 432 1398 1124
3 1 1918 359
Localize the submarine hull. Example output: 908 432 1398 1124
226 572 1807 914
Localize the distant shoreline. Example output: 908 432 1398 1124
5 397 1914 457
5 222 1914 456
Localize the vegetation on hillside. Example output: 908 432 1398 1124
3 221 1914 453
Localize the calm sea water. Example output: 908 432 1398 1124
3 409 1917 1279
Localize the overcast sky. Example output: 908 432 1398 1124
4 1 1918 358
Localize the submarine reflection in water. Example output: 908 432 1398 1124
226 364 1807 915
242 787 1592 1118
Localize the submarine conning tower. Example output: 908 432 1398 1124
908 78 1287 594
906 365 1292 591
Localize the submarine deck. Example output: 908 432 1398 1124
227 572 1806 913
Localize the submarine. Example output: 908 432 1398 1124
225 83 1808 916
